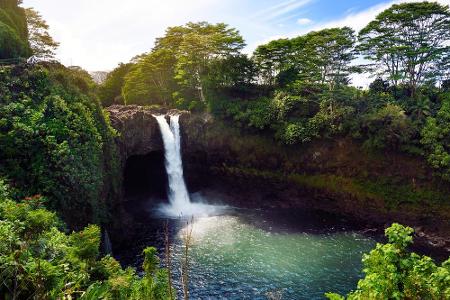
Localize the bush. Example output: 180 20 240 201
0 179 173 299
326 223 450 299
0 64 120 225
358 103 416 150
421 93 450 180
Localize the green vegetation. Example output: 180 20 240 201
421 94 450 180
99 63 133 106
25 7 59 60
215 165 449 211
0 0 449 298
326 224 450 299
0 179 173 299
98 2 450 182
0 64 120 225
0 1 58 61
0 0 30 59
121 22 245 109
358 1 450 93
0 3 175 297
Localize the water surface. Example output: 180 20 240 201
115 202 376 300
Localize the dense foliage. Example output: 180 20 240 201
99 63 133 106
0 179 173 299
0 0 30 59
0 4 175 297
326 223 450 299
0 1 449 298
0 64 120 225
421 94 450 180
120 22 245 110
100 1 450 182
98 2 450 181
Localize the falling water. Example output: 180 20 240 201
103 229 113 255
154 114 226 217
154 115 191 216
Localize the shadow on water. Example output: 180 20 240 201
112 189 449 300
114 113 447 299
113 191 383 300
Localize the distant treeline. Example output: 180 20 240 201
99 1 450 181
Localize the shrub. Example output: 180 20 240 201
421 93 450 180
359 103 416 150
0 64 120 225
326 223 450 299
0 180 173 299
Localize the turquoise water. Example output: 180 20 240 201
167 211 376 299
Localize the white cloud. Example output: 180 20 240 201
23 0 232 71
248 0 450 87
297 18 312 25
22 0 450 76
283 0 450 40
253 0 313 21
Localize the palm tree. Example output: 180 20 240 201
409 95 431 123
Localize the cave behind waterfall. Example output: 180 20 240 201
123 151 168 200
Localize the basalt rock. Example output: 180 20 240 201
106 105 189 161
106 105 450 255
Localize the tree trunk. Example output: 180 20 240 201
198 85 206 103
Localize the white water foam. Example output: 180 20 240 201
153 114 226 217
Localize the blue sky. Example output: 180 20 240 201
245 0 383 31
22 0 450 80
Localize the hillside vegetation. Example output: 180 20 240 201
100 2 450 184
0 0 30 59
0 0 449 299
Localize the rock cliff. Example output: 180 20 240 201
106 105 450 254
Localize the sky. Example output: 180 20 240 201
22 0 450 86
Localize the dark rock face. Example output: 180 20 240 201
180 113 450 253
107 105 165 159
106 105 450 253
106 105 191 204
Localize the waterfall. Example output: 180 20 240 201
154 115 191 216
154 114 227 217
103 229 113 255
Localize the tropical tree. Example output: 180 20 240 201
253 38 292 85
302 27 356 88
99 63 133 106
368 78 389 94
409 94 432 124
208 54 257 88
154 22 245 102
25 7 59 60
252 27 356 89
299 27 356 122
358 2 450 94
122 21 245 106
122 49 176 106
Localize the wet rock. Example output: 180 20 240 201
107 105 189 159
106 105 450 253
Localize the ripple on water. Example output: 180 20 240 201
167 214 375 300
